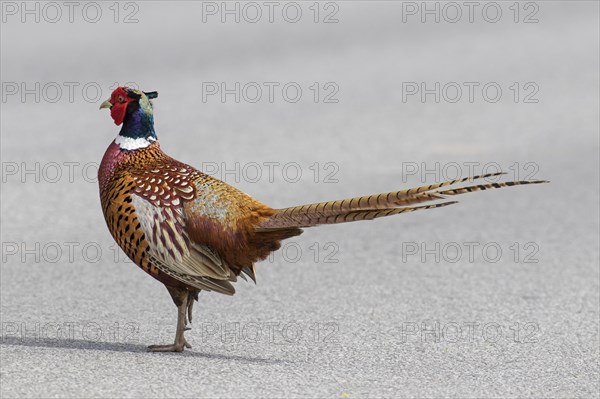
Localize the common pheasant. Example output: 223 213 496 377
99 87 547 352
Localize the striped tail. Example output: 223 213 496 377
257 173 548 230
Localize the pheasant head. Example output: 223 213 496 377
100 87 159 150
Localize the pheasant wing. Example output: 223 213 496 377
129 166 236 295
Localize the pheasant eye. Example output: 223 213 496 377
118 95 125 103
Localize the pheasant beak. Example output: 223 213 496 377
99 99 113 110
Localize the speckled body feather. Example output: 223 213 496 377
99 140 302 295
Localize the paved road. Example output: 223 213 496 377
1 2 598 398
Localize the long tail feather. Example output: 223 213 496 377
435 179 548 196
257 175 548 230
275 173 504 218
286 201 458 228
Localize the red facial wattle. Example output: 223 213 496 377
110 102 128 126
108 86 132 126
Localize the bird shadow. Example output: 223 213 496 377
0 336 288 364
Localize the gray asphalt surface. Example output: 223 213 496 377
1 2 598 398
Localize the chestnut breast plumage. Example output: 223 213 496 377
98 140 280 294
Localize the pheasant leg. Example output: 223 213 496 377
148 289 191 352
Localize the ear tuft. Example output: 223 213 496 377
125 88 141 100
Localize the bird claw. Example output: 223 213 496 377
147 343 185 352
147 338 191 352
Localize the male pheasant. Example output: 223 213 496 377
98 87 546 352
